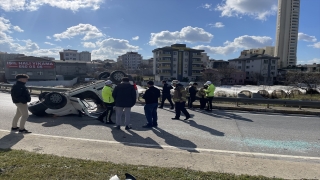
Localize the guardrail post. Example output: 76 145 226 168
236 99 239 107
267 103 269 109
29 88 32 93
298 105 301 110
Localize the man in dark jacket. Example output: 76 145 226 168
159 80 174 109
188 82 198 108
11 74 32 133
171 80 190 120
112 77 137 130
142 81 161 128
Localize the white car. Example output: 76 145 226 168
28 71 141 117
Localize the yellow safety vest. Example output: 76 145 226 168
102 86 114 103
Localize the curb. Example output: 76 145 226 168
136 101 320 116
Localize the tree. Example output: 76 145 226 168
201 69 221 85
285 71 320 96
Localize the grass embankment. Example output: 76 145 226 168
0 149 280 180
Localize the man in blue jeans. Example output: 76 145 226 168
142 81 161 128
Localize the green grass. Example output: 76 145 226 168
0 149 281 180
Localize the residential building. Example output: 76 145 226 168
207 59 229 68
201 52 209 67
228 54 279 85
5 56 56 81
264 46 275 57
40 56 55 61
296 63 320 72
117 52 142 72
142 58 154 66
59 49 91 62
152 44 205 81
274 0 300 68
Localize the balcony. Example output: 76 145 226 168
192 54 203 58
157 59 171 63
158 54 171 58
192 66 203 70
158 71 171 75
158 65 171 70
192 73 202 76
192 60 203 64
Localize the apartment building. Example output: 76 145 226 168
0 52 25 70
207 59 229 68
264 46 275 57
228 54 279 85
152 44 205 81
59 49 91 62
274 0 300 68
117 52 142 71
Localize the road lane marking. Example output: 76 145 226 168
1 129 320 161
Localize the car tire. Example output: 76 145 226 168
110 70 126 84
28 101 48 116
38 92 49 101
98 71 110 80
43 92 67 109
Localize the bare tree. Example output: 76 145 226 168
285 71 320 96
201 69 221 85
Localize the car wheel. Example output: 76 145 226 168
38 92 49 101
110 70 126 84
28 101 48 116
98 71 110 80
43 92 67 109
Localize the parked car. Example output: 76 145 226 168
28 70 142 117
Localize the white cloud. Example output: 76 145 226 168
46 36 51 39
13 26 24 32
215 0 277 21
45 42 55 46
149 26 214 46
82 42 96 48
208 22 225 28
132 36 139 40
308 42 320 49
92 38 140 59
201 3 212 9
194 35 272 55
298 33 317 42
53 24 104 41
0 0 104 12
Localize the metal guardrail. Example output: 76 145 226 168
0 83 70 93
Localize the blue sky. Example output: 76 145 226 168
0 0 319 64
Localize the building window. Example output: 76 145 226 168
271 72 275 76
272 60 276 64
48 72 54 75
238 61 241 64
185 59 188 62
184 71 187 74
271 66 275 70
264 60 268 64
37 72 44 75
246 60 250 63
173 58 176 61
66 53 69 56
185 52 189 56
173 52 177 55
173 70 176 73
26 72 33 76
238 66 241 69
246 66 250 69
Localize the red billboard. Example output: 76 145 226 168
6 61 55 69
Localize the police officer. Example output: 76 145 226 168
171 80 190 120
97 80 115 124
159 80 174 109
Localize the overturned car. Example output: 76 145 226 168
28 70 140 117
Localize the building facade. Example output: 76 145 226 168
117 52 142 72
152 44 204 81
228 55 279 85
264 46 275 57
0 52 25 70
59 49 91 62
207 59 229 68
5 56 56 81
274 0 300 68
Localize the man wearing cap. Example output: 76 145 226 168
204 81 215 111
11 74 32 133
112 77 137 130
171 80 190 120
142 81 161 128
97 80 115 124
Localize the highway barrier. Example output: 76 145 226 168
0 83 70 93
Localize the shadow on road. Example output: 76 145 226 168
181 120 225 136
192 109 253 122
0 132 24 149
152 127 199 153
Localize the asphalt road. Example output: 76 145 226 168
0 92 319 158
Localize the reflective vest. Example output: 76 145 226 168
205 84 215 97
102 86 114 103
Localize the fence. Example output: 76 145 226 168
7 78 78 87
0 83 70 93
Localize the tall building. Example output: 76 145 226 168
117 52 142 72
152 44 205 81
59 49 91 62
264 46 275 57
274 0 300 68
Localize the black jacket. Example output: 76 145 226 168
143 86 160 104
11 81 31 104
162 83 173 95
112 82 137 107
189 86 198 98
